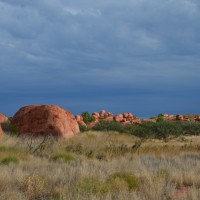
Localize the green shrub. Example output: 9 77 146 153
81 112 95 125
90 119 200 140
52 153 75 163
157 114 165 122
9 124 20 135
107 172 140 191
92 121 125 132
125 121 194 141
1 121 20 135
77 176 109 195
0 156 19 165
1 120 11 132
79 124 89 132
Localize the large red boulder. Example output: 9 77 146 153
0 114 8 124
11 105 80 138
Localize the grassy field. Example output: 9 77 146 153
0 131 200 200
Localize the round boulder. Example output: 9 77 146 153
11 105 80 138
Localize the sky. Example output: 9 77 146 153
0 0 200 117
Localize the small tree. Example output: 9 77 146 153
157 114 165 122
81 112 95 125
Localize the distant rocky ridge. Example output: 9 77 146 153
1 106 200 137
75 110 200 128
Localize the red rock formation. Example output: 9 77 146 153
123 113 129 118
75 115 82 122
195 115 200 121
0 114 8 124
99 110 106 115
131 119 141 125
176 115 184 121
88 121 99 128
105 116 114 122
92 112 100 119
168 115 176 120
122 121 131 126
107 112 113 117
183 115 189 121
122 118 127 122
11 105 80 138
78 121 87 127
114 114 124 122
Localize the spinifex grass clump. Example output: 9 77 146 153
77 176 109 195
0 156 19 165
106 172 140 191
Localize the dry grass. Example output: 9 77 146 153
0 131 199 199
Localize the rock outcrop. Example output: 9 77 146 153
75 110 200 128
11 105 80 138
76 110 138 127
0 114 8 124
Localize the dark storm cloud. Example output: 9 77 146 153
0 0 200 116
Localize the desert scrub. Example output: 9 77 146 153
51 153 75 163
0 145 29 161
0 156 19 165
106 172 140 191
92 121 125 132
77 176 109 195
20 174 49 200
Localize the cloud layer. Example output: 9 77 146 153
0 0 200 116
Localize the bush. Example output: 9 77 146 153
79 124 89 132
125 121 200 141
52 153 75 163
77 176 109 195
81 112 95 125
1 120 20 136
1 120 11 132
0 156 19 165
90 120 200 140
107 172 140 191
157 114 165 122
9 124 20 135
92 121 125 132
20 174 48 200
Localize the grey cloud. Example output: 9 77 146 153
0 0 200 115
